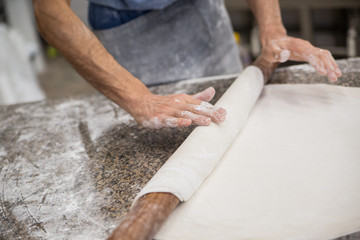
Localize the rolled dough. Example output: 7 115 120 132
134 66 264 202
155 83 360 240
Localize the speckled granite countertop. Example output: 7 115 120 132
1 58 360 240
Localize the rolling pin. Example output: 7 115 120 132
108 193 179 240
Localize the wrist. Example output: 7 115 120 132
98 68 151 117
259 25 287 45
117 80 152 121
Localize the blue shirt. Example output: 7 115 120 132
88 0 177 30
88 0 177 11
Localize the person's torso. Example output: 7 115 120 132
93 0 242 85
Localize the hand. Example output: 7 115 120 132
128 87 226 129
261 35 342 82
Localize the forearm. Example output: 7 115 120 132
246 0 286 42
32 0 229 129
32 0 150 114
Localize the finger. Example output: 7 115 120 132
277 49 290 63
164 117 192 128
180 111 211 126
181 93 227 121
335 68 342 77
263 44 282 63
167 94 227 123
192 87 216 102
174 93 202 106
141 116 192 129
323 56 338 82
324 52 342 77
307 53 327 75
263 44 290 63
189 101 226 123
318 51 339 82
141 116 163 129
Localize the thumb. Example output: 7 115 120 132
192 87 216 102
263 44 290 63
276 49 290 63
267 48 290 63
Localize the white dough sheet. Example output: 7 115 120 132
135 66 360 240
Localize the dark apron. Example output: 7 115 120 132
94 0 242 86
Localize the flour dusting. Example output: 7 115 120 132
142 116 180 129
0 146 6 157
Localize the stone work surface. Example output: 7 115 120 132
1 58 359 240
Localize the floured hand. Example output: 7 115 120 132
261 36 342 82
128 87 226 129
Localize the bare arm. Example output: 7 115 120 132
33 0 148 114
32 0 226 128
247 0 286 40
247 0 342 82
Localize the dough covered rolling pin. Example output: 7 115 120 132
108 66 264 240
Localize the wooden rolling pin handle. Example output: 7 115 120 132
107 192 180 240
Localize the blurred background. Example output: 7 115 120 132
0 0 359 105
